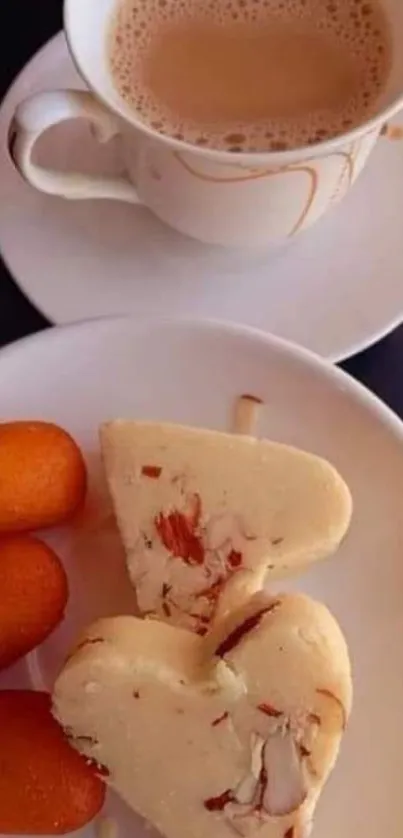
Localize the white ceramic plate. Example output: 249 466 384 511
1 317 403 838
2 34 403 361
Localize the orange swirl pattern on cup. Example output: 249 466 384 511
174 152 319 236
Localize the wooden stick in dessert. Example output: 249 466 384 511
232 394 263 436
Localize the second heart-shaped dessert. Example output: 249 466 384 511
100 421 352 632
53 591 352 838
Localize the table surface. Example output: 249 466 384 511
1 0 403 415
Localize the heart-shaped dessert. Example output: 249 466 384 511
53 591 352 838
100 421 352 632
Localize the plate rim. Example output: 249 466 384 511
1 313 403 441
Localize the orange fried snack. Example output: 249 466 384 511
0 535 68 670
0 691 105 834
0 421 87 533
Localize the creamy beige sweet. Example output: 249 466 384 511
53 592 352 838
100 421 352 633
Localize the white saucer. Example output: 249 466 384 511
1 316 403 838
1 34 403 361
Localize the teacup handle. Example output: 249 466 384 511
9 89 140 203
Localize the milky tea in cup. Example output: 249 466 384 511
108 0 392 153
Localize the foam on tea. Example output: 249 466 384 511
108 0 392 152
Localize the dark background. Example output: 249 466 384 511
1 0 403 411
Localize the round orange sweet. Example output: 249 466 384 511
0 690 105 834
0 421 87 532
0 535 69 670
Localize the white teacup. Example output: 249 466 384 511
9 0 403 247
